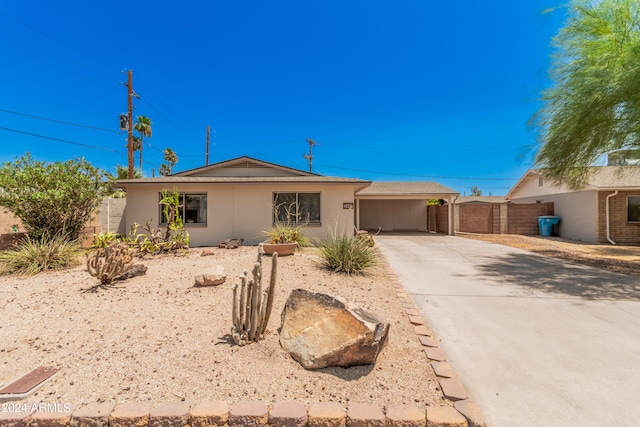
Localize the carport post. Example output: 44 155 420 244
448 196 454 235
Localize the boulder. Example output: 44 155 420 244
279 289 389 369
195 266 226 286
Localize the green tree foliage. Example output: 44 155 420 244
470 186 483 196
133 116 152 173
531 0 640 188
0 153 110 241
106 164 140 198
159 148 178 176
112 164 141 180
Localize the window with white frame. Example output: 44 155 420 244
273 192 320 224
628 196 640 222
160 193 207 224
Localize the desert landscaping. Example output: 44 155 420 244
0 245 448 409
458 233 640 277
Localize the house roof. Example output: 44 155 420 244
116 175 371 185
457 196 507 204
116 156 370 187
506 166 640 199
171 156 317 177
584 166 640 189
355 181 458 198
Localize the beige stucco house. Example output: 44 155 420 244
356 181 458 234
115 156 459 246
506 166 640 244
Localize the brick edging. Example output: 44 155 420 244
379 255 487 427
1 399 479 427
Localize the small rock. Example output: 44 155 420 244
124 264 147 279
218 238 244 249
201 249 215 256
195 266 227 286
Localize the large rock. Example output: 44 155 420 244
279 289 389 369
195 266 226 286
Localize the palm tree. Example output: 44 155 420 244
159 148 178 176
133 116 152 174
114 164 141 180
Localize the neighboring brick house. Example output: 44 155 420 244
505 167 640 244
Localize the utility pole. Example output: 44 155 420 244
122 70 139 178
304 138 317 173
205 125 210 166
127 71 134 178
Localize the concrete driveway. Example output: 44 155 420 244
375 233 640 427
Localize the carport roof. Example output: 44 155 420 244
355 181 458 197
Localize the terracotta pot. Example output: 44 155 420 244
262 242 297 256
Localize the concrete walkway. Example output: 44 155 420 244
375 233 640 427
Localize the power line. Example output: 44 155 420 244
133 71 200 130
138 95 201 140
314 163 519 181
0 11 121 74
0 126 122 154
0 108 121 134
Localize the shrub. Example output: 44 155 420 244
261 222 309 247
86 241 134 285
90 231 117 249
122 188 190 255
262 198 309 248
317 232 377 274
0 153 110 242
0 234 82 275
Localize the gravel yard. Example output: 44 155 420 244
0 246 447 409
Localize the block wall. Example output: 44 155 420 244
596 191 640 243
506 202 554 235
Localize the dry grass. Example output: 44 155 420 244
457 233 640 277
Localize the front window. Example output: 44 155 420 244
628 196 640 222
273 192 320 224
160 193 207 224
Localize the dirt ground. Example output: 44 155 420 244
457 233 640 277
0 246 446 409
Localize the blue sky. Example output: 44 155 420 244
0 1 567 195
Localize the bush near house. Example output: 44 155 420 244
317 231 377 274
0 234 82 275
0 153 111 242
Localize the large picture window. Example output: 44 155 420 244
273 192 320 224
160 193 207 224
628 196 640 222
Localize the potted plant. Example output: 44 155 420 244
261 201 309 256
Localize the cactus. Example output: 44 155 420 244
231 244 278 346
87 241 134 285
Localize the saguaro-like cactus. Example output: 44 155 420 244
87 241 134 285
231 244 278 345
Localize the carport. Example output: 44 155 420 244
355 182 459 235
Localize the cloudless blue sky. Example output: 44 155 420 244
0 1 567 195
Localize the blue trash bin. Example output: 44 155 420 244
538 216 560 237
